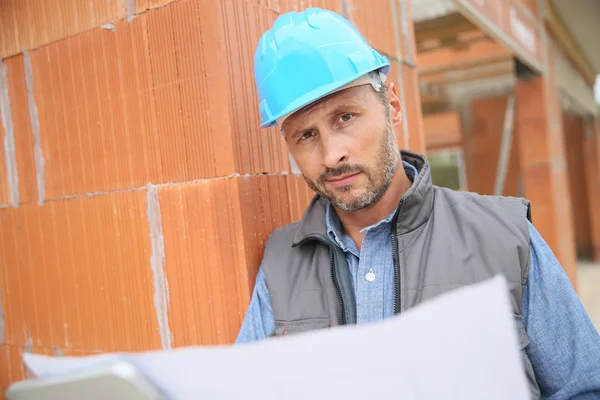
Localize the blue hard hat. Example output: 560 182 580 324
254 7 390 128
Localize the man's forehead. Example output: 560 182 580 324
284 85 371 125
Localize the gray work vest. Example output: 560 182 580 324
262 150 540 397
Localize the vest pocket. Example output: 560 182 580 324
272 318 331 337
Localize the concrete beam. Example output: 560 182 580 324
417 39 512 76
421 61 514 85
414 12 478 45
544 0 597 85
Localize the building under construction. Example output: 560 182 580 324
413 0 600 287
0 0 598 395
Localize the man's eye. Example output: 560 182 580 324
299 131 316 141
338 114 353 124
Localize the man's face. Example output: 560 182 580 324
282 84 401 212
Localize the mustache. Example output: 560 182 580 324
319 164 365 183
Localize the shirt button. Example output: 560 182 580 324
365 269 376 282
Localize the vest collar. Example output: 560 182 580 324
292 150 434 246
394 150 434 235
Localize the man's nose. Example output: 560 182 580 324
321 131 349 169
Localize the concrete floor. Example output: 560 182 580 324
578 261 600 331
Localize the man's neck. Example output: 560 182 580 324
333 164 413 250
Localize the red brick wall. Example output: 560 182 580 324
423 112 463 151
584 118 600 261
514 50 577 287
0 0 425 395
464 95 522 197
562 113 593 258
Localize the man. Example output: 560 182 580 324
237 7 600 399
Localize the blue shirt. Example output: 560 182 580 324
236 162 600 399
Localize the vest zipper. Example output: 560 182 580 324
328 245 346 325
391 230 400 315
391 195 405 316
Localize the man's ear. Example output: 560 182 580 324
386 82 402 127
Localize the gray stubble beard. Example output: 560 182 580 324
304 118 400 212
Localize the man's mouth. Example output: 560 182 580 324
326 172 361 188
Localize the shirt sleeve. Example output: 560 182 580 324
235 266 275 344
522 221 600 399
